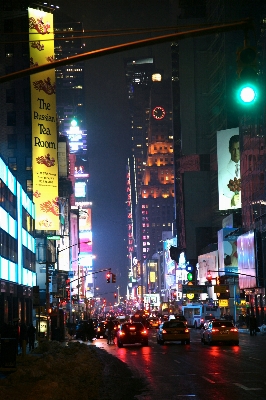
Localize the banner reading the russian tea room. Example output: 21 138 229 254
29 8 59 230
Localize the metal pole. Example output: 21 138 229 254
45 256 50 341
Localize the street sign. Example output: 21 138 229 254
47 235 61 240
214 285 229 293
219 299 229 307
182 285 207 294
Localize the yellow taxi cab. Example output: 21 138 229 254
202 319 239 345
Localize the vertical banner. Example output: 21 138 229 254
29 8 59 230
217 128 241 211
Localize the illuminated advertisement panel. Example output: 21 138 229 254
164 237 176 274
29 8 58 230
66 120 87 154
218 228 238 276
78 205 92 256
217 128 241 211
237 230 256 289
75 182 86 198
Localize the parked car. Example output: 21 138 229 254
157 320 190 345
96 321 108 339
201 319 239 345
116 322 148 347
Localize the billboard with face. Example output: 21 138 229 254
217 128 241 211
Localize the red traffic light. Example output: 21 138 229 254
206 270 212 282
106 273 111 283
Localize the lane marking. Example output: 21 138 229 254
174 359 181 363
234 383 262 391
202 376 215 383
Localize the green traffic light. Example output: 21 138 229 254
238 84 257 104
237 82 259 106
187 272 193 281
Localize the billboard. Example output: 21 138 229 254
29 8 58 230
217 128 241 211
218 229 238 276
237 230 256 289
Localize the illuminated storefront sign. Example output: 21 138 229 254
29 8 58 230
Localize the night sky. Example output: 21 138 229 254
56 0 178 301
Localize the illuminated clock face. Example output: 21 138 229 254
152 106 166 120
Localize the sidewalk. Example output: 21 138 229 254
238 325 266 335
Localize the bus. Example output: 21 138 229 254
182 304 221 329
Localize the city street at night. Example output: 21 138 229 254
95 328 266 400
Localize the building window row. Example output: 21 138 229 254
0 228 18 264
22 245 35 271
0 179 17 219
22 207 35 234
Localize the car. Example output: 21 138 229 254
157 320 190 345
96 321 108 339
116 322 148 347
170 315 188 326
201 319 239 345
148 317 160 329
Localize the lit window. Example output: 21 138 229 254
143 248 147 253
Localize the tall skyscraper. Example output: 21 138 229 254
135 78 175 262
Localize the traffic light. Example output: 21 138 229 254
236 45 259 106
106 272 111 283
206 270 212 284
187 272 193 282
112 273 116 283
114 293 117 299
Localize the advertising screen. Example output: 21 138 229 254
218 229 238 276
237 230 256 289
217 128 241 211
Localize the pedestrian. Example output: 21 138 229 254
28 323 36 351
106 318 115 345
19 322 28 350
87 319 95 341
253 316 258 336
249 315 257 336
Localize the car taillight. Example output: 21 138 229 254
118 331 125 336
162 329 167 334
211 328 219 332
184 328 189 333
141 330 147 335
129 327 136 331
230 328 238 332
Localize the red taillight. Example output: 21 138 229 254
211 328 219 332
162 329 167 334
141 330 147 335
129 327 136 331
230 328 238 332
184 328 189 333
118 331 125 336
